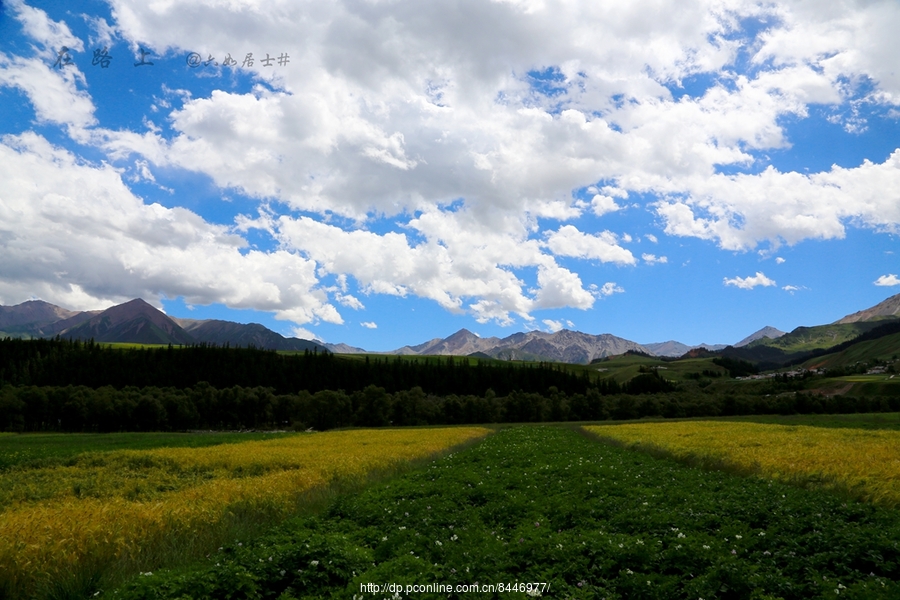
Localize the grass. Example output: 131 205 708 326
802 332 900 370
723 412 900 430
590 355 728 384
747 322 884 354
804 375 900 396
0 431 292 471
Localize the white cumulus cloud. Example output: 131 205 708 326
594 282 624 297
724 271 776 290
544 226 636 265
875 274 900 286
542 319 564 333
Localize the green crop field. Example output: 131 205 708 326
103 426 899 600
589 354 729 384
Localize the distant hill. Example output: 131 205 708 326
390 328 649 364
173 318 324 351
391 329 502 356
0 299 78 329
642 341 690 357
643 340 727 358
62 299 196 345
322 342 369 354
734 326 785 347
0 300 98 338
836 292 900 323
643 326 781 358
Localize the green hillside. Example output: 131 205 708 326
802 331 900 370
748 321 889 353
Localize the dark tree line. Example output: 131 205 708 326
0 337 619 397
1 382 898 433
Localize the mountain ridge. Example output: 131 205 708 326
387 327 650 364
0 299 326 351
836 292 900 324
3 291 899 363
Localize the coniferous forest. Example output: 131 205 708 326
0 337 605 395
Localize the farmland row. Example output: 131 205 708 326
110 426 900 599
587 421 900 508
0 427 490 599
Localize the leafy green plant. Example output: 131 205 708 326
106 427 900 599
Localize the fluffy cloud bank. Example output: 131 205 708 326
0 132 337 325
2 0 900 326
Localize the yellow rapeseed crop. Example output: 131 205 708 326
0 427 490 598
585 421 900 507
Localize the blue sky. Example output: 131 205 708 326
0 0 898 351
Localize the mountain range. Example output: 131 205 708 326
390 328 650 363
1 293 897 365
0 298 327 352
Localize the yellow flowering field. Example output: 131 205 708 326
585 421 900 507
0 427 490 598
